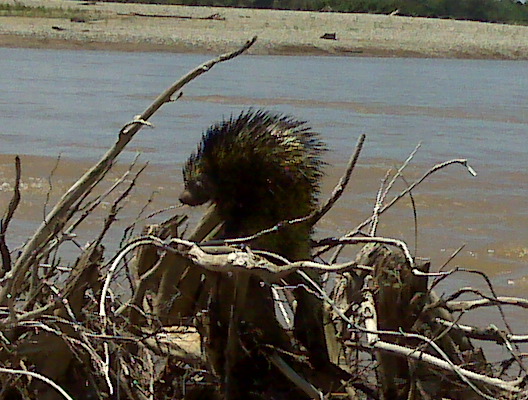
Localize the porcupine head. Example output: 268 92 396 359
179 109 326 261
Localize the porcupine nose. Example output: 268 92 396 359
179 189 196 205
179 188 211 206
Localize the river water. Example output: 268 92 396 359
0 47 527 298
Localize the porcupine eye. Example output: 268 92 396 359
179 178 212 206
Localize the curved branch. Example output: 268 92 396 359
0 367 74 400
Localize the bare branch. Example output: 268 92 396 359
369 168 391 237
0 367 74 400
446 296 528 312
435 318 528 343
316 158 477 261
0 156 21 275
1 36 257 304
311 133 365 225
355 158 477 233
369 340 520 395
100 236 378 306
296 269 519 398
381 142 422 204
43 154 62 222
370 143 421 236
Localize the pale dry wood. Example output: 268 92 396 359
370 340 521 394
143 329 204 364
126 215 187 326
24 244 103 400
435 318 528 343
152 204 222 325
105 235 379 287
298 244 518 398
446 296 528 312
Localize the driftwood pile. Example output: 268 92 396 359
0 37 527 400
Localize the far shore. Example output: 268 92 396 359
1 0 528 59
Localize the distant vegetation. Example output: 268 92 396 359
0 2 101 19
100 0 528 24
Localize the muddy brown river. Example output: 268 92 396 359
0 47 527 302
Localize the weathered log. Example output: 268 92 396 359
354 243 495 400
367 243 428 399
153 204 222 325
128 214 187 327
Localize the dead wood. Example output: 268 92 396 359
119 12 226 20
0 156 21 276
366 243 429 399
352 243 498 400
128 215 187 327
153 204 222 326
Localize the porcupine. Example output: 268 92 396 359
180 109 333 397
179 109 325 260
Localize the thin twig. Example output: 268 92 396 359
94 163 148 247
0 156 21 275
398 174 419 257
316 158 477 260
382 142 422 203
369 168 391 237
438 244 465 271
357 143 422 252
355 158 477 233
436 268 522 365
43 154 61 222
311 133 365 225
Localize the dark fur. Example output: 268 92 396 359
180 110 332 398
180 109 326 259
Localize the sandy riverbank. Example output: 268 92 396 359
1 0 528 58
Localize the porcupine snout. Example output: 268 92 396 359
178 189 200 206
179 175 214 206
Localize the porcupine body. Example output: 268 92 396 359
180 109 326 259
180 109 330 398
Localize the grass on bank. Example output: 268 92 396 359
0 1 102 19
